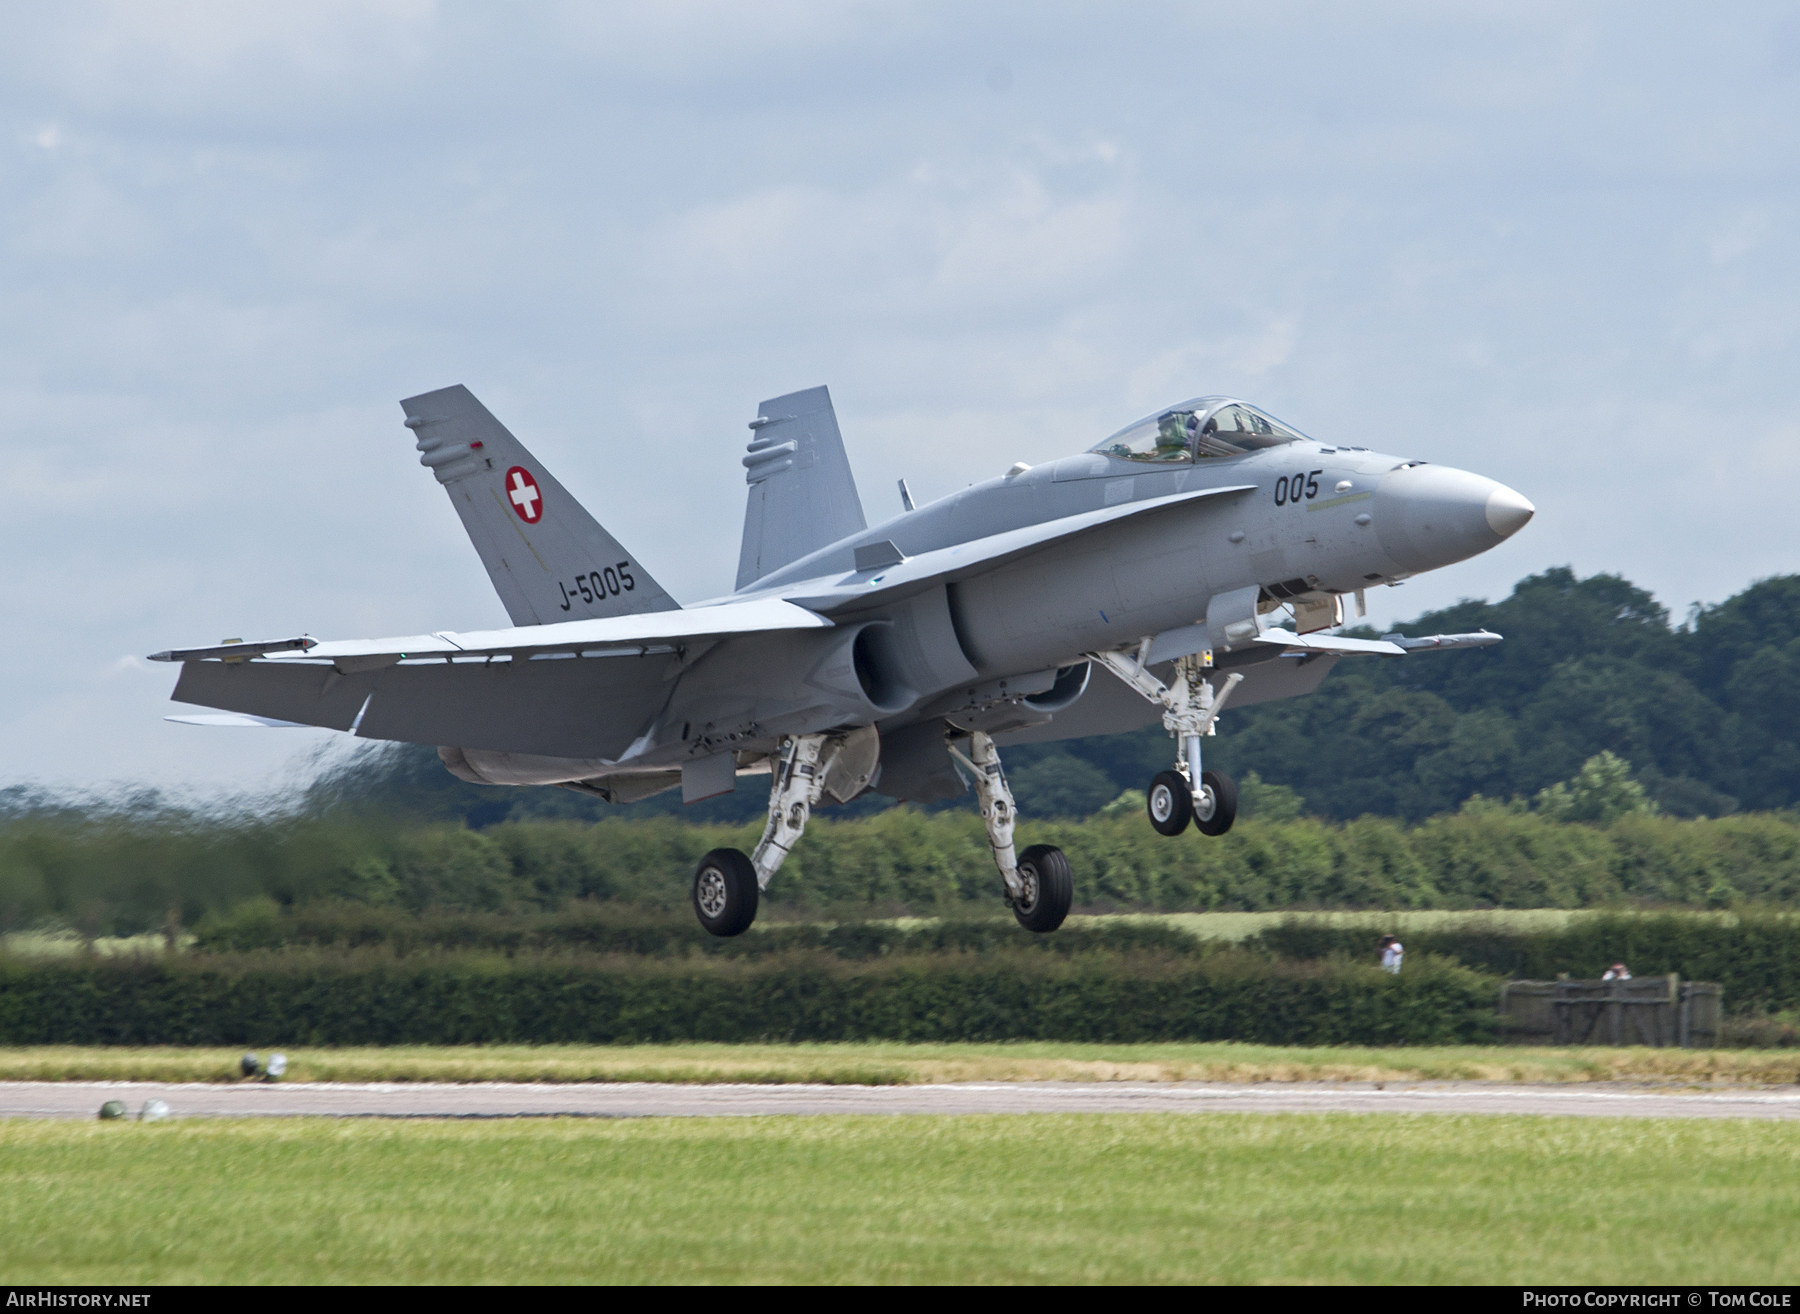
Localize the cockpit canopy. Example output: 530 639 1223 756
1089 398 1310 464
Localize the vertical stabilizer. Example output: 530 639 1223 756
736 385 867 590
401 385 680 625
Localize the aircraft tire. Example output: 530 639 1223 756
1147 770 1193 836
1193 770 1238 837
1012 844 1073 933
692 847 759 937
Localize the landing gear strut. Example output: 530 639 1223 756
948 730 1072 932
1091 646 1244 838
690 732 840 938
750 733 836 890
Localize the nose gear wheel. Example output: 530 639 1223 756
1194 769 1238 836
1147 769 1193 835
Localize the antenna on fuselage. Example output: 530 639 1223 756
897 479 916 513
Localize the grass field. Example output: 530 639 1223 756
1102 907 1614 941
2 1114 1796 1283
4 1042 1797 1086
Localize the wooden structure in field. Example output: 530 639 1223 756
1498 976 1721 1048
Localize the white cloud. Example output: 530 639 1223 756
1125 321 1301 411
2 1 1798 791
8 1 439 113
644 151 1128 328
1710 208 1773 265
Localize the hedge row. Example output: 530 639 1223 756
1249 912 1800 1012
0 952 1496 1046
192 903 1800 1013
13 805 1800 933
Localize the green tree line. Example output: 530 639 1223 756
8 801 1800 937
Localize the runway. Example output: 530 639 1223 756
5 1080 1800 1121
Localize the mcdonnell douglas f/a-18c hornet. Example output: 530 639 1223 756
153 386 1532 935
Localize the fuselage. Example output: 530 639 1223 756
342 394 1533 786
729 396 1532 682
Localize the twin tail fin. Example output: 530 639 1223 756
401 385 679 625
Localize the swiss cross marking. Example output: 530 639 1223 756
505 467 543 523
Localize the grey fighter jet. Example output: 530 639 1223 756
152 386 1531 935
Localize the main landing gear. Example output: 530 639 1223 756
1091 647 1245 838
692 731 836 938
690 726 1073 937
947 730 1072 933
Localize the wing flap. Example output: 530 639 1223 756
172 661 382 732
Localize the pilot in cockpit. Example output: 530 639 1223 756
1153 410 1201 459
1092 399 1306 464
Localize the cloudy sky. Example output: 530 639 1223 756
2 2 1796 796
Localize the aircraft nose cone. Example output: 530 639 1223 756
1373 465 1533 573
1485 484 1535 539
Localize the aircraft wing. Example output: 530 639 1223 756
779 484 1258 611
152 598 830 670
155 597 833 759
1255 629 1408 656
1254 628 1503 656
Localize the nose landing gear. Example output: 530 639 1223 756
1092 646 1244 838
1147 766 1237 835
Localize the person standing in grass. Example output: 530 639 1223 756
1379 934 1404 975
